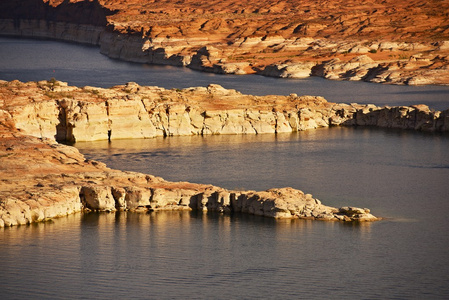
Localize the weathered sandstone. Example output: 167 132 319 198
0 102 379 227
2 79 448 226
1 0 448 85
2 80 447 145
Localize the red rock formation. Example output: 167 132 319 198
1 0 448 84
100 0 449 42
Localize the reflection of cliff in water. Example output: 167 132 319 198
0 0 115 26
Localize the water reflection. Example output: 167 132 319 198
76 127 449 218
1 208 447 299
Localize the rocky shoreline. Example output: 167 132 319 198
0 82 382 227
1 79 449 227
4 80 448 145
1 0 448 227
1 18 448 85
0 130 377 227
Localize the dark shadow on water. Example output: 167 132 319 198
384 89 449 95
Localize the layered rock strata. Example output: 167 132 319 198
0 19 104 45
1 0 448 85
0 107 378 227
2 80 448 145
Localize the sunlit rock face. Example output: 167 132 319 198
0 80 390 228
2 79 449 227
4 80 448 145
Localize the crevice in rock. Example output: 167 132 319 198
55 100 75 143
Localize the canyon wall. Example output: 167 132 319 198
1 0 449 84
2 17 448 84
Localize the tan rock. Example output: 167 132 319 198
122 187 152 210
213 62 251 75
4 79 449 227
220 109 256 135
81 185 116 211
260 62 315 78
150 187 196 210
337 207 378 222
10 100 60 140
108 97 158 140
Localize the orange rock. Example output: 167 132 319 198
1 0 448 84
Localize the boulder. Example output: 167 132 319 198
81 186 116 211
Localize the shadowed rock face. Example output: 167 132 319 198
0 0 115 26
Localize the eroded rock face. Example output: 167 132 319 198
1 0 448 85
0 89 381 227
4 79 449 227
2 80 448 145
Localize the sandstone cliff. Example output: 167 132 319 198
1 0 448 85
2 80 448 145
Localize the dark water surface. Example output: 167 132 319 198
1 37 449 299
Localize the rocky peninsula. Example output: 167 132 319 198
3 80 448 143
2 79 449 227
1 0 448 85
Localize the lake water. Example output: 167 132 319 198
1 37 449 299
1 37 449 110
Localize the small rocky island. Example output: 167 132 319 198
1 79 448 227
